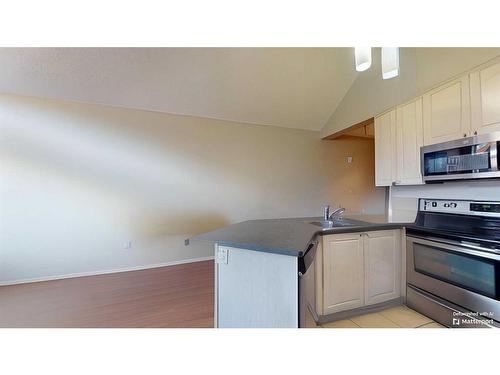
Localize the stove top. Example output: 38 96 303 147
407 198 500 250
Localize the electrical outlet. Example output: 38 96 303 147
217 247 229 264
123 241 132 249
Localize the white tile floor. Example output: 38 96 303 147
309 305 445 328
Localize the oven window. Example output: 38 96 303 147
413 244 497 299
423 143 492 176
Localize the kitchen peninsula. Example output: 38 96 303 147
189 215 410 328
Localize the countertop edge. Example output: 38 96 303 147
317 223 407 236
188 220 412 258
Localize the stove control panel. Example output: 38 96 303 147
420 199 500 217
470 203 500 213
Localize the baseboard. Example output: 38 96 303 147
316 297 406 324
0 256 215 286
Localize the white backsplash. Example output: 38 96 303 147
389 180 500 222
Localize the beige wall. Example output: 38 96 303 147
0 94 385 284
321 47 500 138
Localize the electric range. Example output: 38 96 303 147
406 198 500 328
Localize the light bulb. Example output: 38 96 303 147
355 47 372 72
382 47 399 79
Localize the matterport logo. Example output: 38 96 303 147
452 311 495 327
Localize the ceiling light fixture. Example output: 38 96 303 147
381 47 400 79
354 47 372 72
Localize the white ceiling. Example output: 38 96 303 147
0 48 358 131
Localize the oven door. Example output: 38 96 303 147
407 235 500 322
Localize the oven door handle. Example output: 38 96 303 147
408 236 500 261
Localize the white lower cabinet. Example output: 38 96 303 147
322 233 364 314
363 231 401 305
317 230 401 316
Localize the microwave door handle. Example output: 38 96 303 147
491 141 498 172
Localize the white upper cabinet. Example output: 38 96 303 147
395 98 424 185
470 59 500 135
374 109 396 186
373 58 500 185
423 75 471 145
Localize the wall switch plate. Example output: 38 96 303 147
217 247 229 264
346 156 353 164
123 241 132 249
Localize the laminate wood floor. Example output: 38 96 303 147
0 260 214 328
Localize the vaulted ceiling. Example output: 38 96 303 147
0 48 358 131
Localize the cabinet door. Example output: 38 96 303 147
363 230 401 305
374 109 396 186
396 98 424 185
322 233 364 314
423 76 471 145
470 60 500 135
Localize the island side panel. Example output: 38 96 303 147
216 246 298 328
214 243 218 328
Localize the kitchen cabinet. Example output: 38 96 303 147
373 58 500 187
470 59 500 135
423 75 471 145
395 98 424 185
363 230 401 305
375 102 423 186
322 233 364 314
316 229 402 316
374 109 396 186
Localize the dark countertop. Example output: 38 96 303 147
189 215 413 257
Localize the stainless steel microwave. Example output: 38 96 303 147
421 132 500 182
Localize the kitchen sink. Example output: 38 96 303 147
308 219 366 229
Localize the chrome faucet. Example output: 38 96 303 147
329 207 346 222
323 205 346 222
323 205 330 221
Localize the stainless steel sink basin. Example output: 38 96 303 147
308 219 366 229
